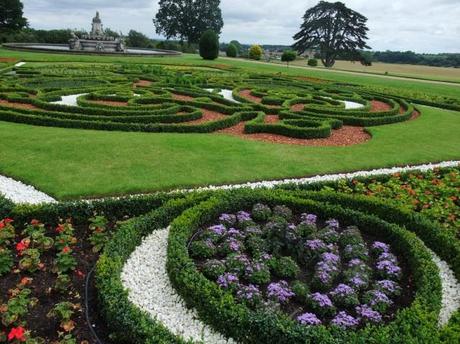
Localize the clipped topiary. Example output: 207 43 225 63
226 43 238 57
199 29 219 60
307 58 318 67
249 45 263 60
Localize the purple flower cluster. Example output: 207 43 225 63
209 224 226 236
297 312 322 326
325 219 339 230
375 279 401 296
314 252 340 285
331 311 359 328
301 213 317 226
311 292 333 308
237 284 261 301
330 284 354 297
217 273 239 289
237 211 252 223
305 239 327 251
371 241 390 255
219 213 236 226
376 260 401 278
356 305 382 323
267 281 295 303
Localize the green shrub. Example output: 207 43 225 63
199 29 219 60
249 45 263 60
281 50 297 66
308 58 318 67
226 43 238 58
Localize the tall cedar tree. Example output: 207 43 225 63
0 0 28 32
153 0 223 45
292 1 370 67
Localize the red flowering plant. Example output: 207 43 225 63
54 222 77 251
21 220 54 252
1 286 35 327
18 247 42 273
53 246 77 274
7 326 27 342
88 215 110 253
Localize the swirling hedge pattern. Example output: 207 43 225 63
0 63 418 139
95 188 460 343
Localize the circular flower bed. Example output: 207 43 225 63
165 190 441 343
188 204 409 329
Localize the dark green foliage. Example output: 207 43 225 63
0 195 14 219
293 1 370 67
307 58 318 67
153 0 224 44
199 29 219 60
0 0 28 33
126 30 153 48
281 50 297 67
226 43 238 57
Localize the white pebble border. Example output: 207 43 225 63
429 249 460 326
121 227 236 344
14 62 26 67
0 175 56 204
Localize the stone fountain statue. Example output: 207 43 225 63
69 11 126 53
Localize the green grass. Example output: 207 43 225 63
2 47 460 99
0 105 458 200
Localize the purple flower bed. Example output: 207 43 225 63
189 203 408 329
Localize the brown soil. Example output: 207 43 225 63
217 122 370 146
0 58 18 63
0 223 112 343
264 115 280 124
172 93 195 102
133 80 152 88
88 100 129 107
410 110 421 120
0 99 39 110
183 109 227 125
290 103 305 112
239 90 262 103
370 100 392 112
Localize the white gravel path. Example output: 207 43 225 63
121 227 236 344
0 175 56 204
429 249 460 326
14 62 26 67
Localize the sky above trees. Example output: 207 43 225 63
22 0 460 53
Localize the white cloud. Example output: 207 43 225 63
21 0 460 53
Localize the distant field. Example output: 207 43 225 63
272 58 460 83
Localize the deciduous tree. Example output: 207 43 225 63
153 0 223 45
0 0 28 32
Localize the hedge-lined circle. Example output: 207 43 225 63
92 189 460 344
0 63 418 139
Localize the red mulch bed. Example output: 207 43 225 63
290 104 305 112
217 122 370 146
172 94 195 101
0 58 18 63
183 109 227 125
370 100 392 112
239 89 262 103
264 115 280 124
0 99 39 110
88 100 129 107
133 80 152 87
410 110 421 120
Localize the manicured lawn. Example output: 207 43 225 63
0 105 458 200
2 47 460 99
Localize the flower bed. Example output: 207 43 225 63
188 204 411 328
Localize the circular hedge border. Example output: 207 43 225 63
94 188 460 343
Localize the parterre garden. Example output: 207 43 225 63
0 55 460 343
0 166 459 343
0 62 420 143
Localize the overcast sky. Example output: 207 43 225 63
22 0 460 53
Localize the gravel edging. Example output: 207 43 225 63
0 175 56 204
121 227 236 344
429 249 460 326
